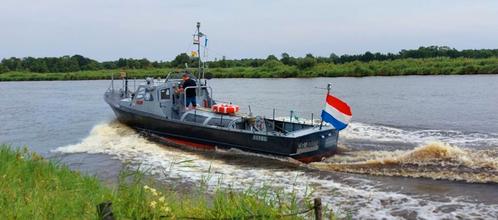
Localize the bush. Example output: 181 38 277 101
262 60 284 70
297 57 317 69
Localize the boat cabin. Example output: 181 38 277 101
110 74 317 136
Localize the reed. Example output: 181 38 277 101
0 145 336 219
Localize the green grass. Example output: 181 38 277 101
1 57 498 81
0 145 335 219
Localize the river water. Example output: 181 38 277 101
1 75 497 219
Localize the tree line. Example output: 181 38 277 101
0 55 171 73
1 46 498 73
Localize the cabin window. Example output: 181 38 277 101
136 87 146 99
160 89 171 100
144 92 153 101
183 113 207 124
207 118 232 127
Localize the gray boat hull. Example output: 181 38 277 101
106 99 338 163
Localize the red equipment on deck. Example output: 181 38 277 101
211 104 240 114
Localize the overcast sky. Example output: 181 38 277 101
1 0 498 61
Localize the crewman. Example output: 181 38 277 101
179 73 197 109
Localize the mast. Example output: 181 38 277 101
194 22 202 82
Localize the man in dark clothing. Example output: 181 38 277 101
180 73 197 108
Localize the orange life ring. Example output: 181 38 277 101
212 104 240 114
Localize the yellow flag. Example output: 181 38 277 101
191 51 198 57
119 70 126 78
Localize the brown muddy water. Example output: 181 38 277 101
1 76 497 219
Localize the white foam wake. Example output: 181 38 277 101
342 122 498 148
53 121 498 219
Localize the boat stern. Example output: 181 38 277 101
288 127 339 163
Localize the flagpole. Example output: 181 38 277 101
319 83 332 130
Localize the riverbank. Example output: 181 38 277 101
1 57 497 81
0 145 328 219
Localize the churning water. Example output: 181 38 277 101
53 121 498 219
2 75 498 219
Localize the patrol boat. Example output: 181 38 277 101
104 23 339 163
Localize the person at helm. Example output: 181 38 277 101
180 73 197 109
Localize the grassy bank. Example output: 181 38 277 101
2 57 496 81
0 145 332 219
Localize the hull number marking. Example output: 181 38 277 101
253 135 268 142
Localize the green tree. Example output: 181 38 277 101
2 57 23 71
84 61 101 71
248 59 265 67
262 60 283 69
102 61 117 69
29 59 49 73
55 56 80 72
117 58 128 68
280 53 297 66
360 52 375 62
266 54 278 61
297 55 317 69
0 63 8 73
329 53 339 63
171 53 191 68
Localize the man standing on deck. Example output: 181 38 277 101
180 73 197 109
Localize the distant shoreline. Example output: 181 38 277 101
1 57 497 81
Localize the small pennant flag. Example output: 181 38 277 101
119 70 126 78
321 94 352 130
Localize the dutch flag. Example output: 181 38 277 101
321 93 352 131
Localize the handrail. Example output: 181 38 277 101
183 85 213 108
185 90 320 127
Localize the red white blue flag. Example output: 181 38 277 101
321 94 352 131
